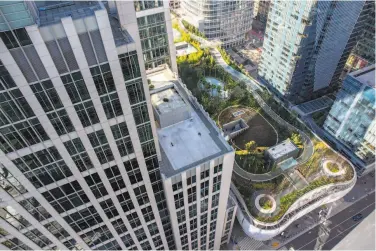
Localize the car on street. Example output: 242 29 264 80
352 213 363 221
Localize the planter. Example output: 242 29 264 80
322 160 345 177
255 194 276 214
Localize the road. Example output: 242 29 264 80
283 191 375 250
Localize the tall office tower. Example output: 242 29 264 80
259 0 370 103
253 0 270 26
324 65 375 171
0 0 178 250
346 0 375 72
181 0 253 48
0 1 236 250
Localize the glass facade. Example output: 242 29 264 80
324 67 375 165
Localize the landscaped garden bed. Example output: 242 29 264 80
259 196 273 210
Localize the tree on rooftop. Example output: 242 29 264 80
245 141 257 152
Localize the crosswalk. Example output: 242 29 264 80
232 236 269 250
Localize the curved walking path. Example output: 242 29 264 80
178 20 314 182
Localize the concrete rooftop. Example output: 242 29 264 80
266 140 298 160
151 69 232 178
151 88 186 115
158 107 221 171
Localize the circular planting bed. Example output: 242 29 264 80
255 194 277 214
323 160 345 176
218 106 278 149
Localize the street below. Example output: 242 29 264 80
282 191 375 250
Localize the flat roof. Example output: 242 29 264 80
266 140 297 159
151 88 187 115
37 1 102 26
350 64 375 88
154 70 232 178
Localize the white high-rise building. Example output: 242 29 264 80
0 1 236 250
181 0 253 48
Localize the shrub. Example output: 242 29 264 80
327 162 340 173
259 197 273 210
149 84 155 90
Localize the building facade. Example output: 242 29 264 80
253 0 270 25
345 0 375 73
258 0 370 103
324 65 375 170
0 1 235 250
181 0 253 48
148 70 236 250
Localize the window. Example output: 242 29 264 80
42 181 90 213
137 123 153 143
132 102 150 125
201 180 209 197
111 122 129 139
187 175 196 185
145 156 159 172
111 122 133 156
174 192 184 209
90 64 116 96
172 181 182 191
44 221 70 241
100 199 119 219
141 206 154 222
100 93 123 119
118 51 141 81
213 175 221 193
117 191 134 212
13 147 72 188
134 185 149 206
141 141 156 158
30 81 63 112
19 197 51 222
188 186 196 203
64 138 94 172
80 225 113 247
0 206 31 230
74 100 100 127
0 90 35 125
134 0 163 11
47 109 74 135
121 234 135 248
126 79 145 105
127 212 141 229
0 118 49 153
0 60 16 90
85 173 108 199
176 209 186 223
0 28 32 49
112 218 127 234
63 205 102 232
23 228 52 248
88 130 114 164
61 72 90 104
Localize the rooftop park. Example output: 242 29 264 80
174 17 356 225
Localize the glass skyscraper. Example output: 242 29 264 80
0 1 236 250
181 0 253 48
259 0 371 103
324 64 375 170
